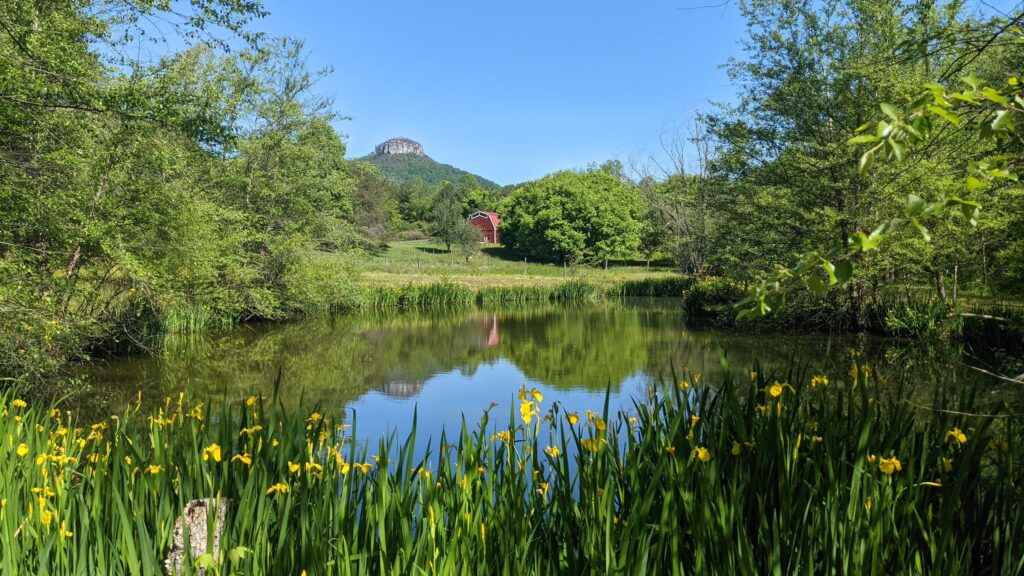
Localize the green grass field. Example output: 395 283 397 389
348 240 679 289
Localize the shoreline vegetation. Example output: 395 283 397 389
3 363 1021 574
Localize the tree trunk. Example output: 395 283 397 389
952 263 959 303
936 270 947 300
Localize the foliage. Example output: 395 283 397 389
723 1 1024 318
2 361 1022 574
0 3 368 384
364 152 500 190
502 167 646 264
428 182 482 253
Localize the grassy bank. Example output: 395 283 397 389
350 240 679 290
358 277 689 310
2 361 1022 574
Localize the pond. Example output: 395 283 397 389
79 300 990 449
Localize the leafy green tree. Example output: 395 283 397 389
429 182 477 252
502 167 645 264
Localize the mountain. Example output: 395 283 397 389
361 138 501 190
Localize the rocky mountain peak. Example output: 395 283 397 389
374 138 425 157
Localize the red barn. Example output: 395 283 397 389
468 211 501 244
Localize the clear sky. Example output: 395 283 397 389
253 0 1015 185
255 0 747 184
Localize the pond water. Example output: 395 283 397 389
79 300 989 448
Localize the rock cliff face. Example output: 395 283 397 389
374 138 424 156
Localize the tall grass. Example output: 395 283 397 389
476 285 553 304
607 276 693 298
364 280 612 309
2 360 1021 574
360 282 475 309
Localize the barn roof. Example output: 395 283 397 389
470 211 500 227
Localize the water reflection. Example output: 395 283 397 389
79 300 1001 447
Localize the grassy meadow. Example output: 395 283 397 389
3 359 1022 575
348 240 679 290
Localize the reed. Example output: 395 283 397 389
607 276 693 298
2 359 1021 574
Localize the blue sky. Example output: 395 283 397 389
257 0 747 184
252 1 1017 185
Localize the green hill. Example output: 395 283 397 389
362 138 500 190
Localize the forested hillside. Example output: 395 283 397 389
362 150 501 190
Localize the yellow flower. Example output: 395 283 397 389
691 446 711 463
535 482 549 497
519 400 538 425
0 499 6 508
246 396 257 407
490 430 512 444
749 371 757 381
124 456 132 466
271 439 279 447
355 463 372 473
239 425 263 436
11 399 27 409
518 387 543 403
288 461 301 474
544 445 562 458
202 444 222 463
266 483 289 495
16 443 29 458
945 428 967 445
731 441 741 456
566 412 579 426
304 462 323 477
41 509 54 527
864 497 873 514
664 446 676 455
231 454 252 466
145 464 163 475
942 457 953 473
306 412 322 424
580 438 605 452
878 456 902 475
811 375 829 388
678 379 690 390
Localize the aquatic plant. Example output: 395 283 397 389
1 361 1021 574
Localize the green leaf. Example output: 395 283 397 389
888 139 906 161
822 260 838 285
847 134 881 145
991 110 1012 131
858 148 875 174
981 87 1009 105
927 105 959 124
228 546 251 564
835 261 853 283
880 103 900 119
905 194 925 216
948 196 981 226
966 176 987 191
962 72 982 89
910 218 931 242
806 276 826 295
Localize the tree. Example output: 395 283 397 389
502 167 645 264
728 3 1024 316
429 182 473 252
